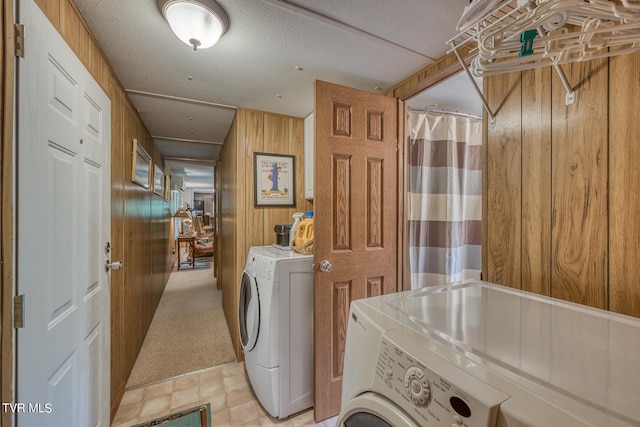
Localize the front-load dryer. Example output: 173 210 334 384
238 246 314 419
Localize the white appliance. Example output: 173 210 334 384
338 280 640 427
238 246 314 418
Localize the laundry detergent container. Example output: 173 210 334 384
294 211 314 247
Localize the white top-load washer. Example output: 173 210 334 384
238 246 314 419
338 279 640 427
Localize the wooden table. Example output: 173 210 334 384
176 235 196 270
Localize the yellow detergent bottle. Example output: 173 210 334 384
294 210 314 247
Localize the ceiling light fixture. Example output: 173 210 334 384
157 0 229 51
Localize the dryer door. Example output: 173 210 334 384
337 392 419 427
238 271 260 351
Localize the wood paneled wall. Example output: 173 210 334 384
114 105 172 417
217 114 240 358
217 108 312 360
484 53 640 317
0 0 176 422
609 52 640 316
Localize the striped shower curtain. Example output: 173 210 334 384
407 111 482 289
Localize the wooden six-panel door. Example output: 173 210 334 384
313 80 398 421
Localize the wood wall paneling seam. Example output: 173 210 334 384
2 0 15 425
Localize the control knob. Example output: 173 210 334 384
404 366 431 407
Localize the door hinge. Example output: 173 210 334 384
14 294 24 328
15 23 24 58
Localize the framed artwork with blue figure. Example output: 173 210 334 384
254 152 296 207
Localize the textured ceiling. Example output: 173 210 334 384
73 0 476 189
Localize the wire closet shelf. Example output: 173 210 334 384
448 0 640 116
449 0 640 77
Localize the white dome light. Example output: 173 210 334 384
158 0 229 51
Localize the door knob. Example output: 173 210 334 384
319 260 333 273
105 260 122 271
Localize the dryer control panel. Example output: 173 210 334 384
254 257 276 281
371 331 510 427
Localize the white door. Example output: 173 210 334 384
16 0 111 425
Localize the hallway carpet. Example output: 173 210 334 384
126 259 236 388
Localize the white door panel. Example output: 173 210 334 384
82 82 108 164
17 0 111 425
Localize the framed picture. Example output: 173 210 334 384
131 138 151 189
153 164 164 196
254 152 295 207
164 175 171 201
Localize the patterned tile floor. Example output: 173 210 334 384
111 361 337 427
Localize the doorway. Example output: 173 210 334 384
404 72 484 290
193 191 214 218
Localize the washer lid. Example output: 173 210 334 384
361 280 640 426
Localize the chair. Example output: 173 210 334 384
193 238 214 258
194 216 214 239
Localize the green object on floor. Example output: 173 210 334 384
132 404 211 427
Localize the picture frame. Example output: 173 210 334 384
131 138 151 189
254 152 296 207
153 164 164 196
164 175 171 201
